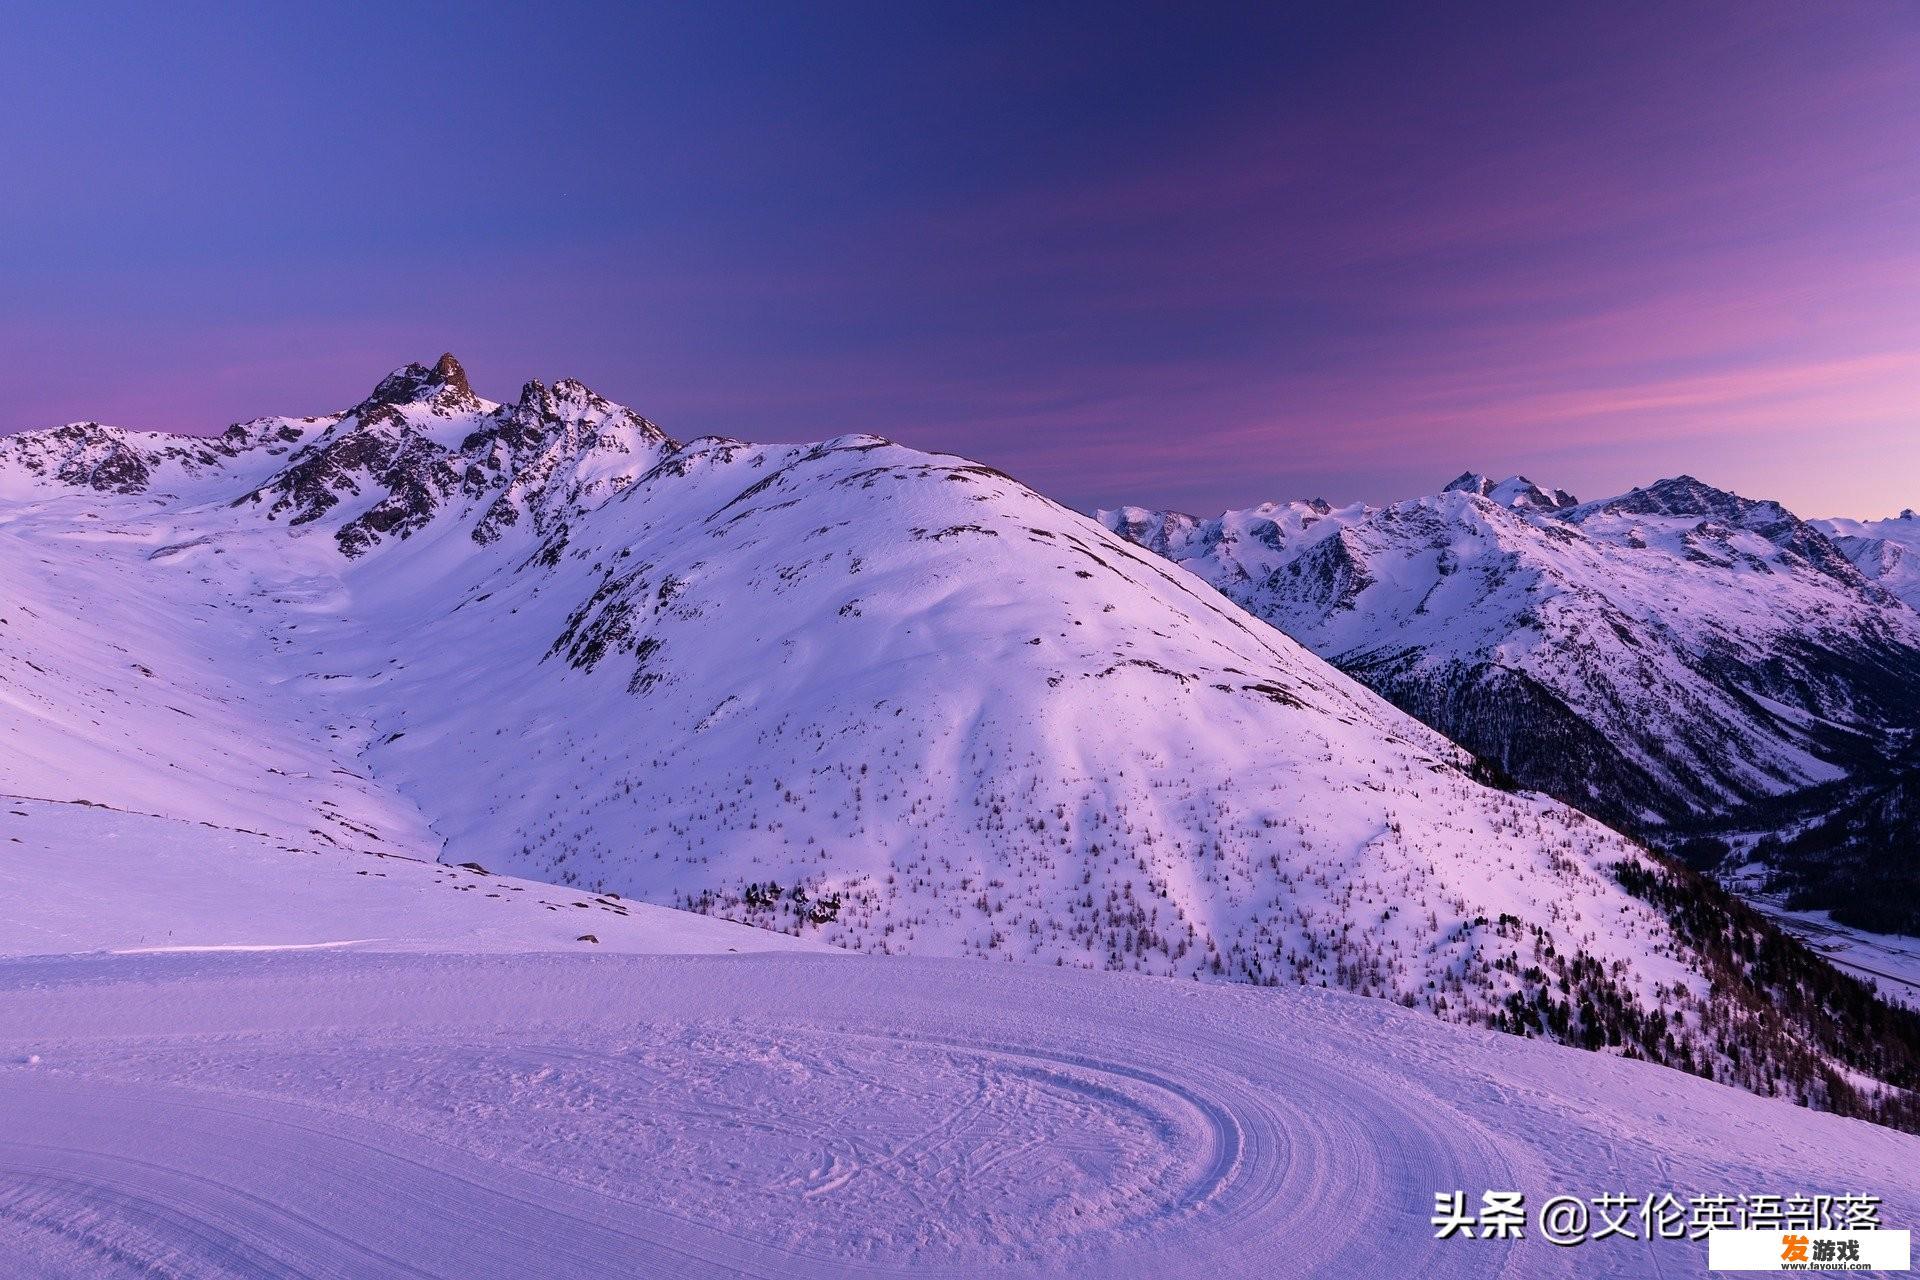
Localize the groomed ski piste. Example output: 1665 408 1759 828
3 801 1917 1278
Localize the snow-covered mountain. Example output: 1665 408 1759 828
1814 508 1920 610
6 358 1918 1126
1102 476 1920 867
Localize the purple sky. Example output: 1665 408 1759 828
3 2 1917 517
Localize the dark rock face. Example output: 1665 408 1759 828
1100 508 1197 558
67 436 152 493
1588 475 1749 521
433 352 471 397
1356 658 1700 831
362 353 479 415
235 413 468 558
332 434 465 557
1263 527 1375 617
462 380 671 548
230 359 486 539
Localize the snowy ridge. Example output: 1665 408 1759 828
1442 470 1578 511
1815 509 1920 610
4 360 1919 1125
0 416 321 502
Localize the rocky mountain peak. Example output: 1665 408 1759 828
515 375 615 418
1600 475 1749 521
1574 476 1867 581
433 351 469 390
1441 472 1576 511
360 352 479 414
1095 506 1200 557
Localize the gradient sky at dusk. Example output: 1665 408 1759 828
4 2 1917 517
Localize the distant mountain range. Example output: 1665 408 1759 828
1814 509 1920 610
1103 471 1920 932
4 355 1917 1127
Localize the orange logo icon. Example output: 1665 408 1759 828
1781 1233 1810 1262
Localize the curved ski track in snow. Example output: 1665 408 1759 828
3 951 1915 1279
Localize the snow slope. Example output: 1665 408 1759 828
3 946 1917 1279
4 793 1910 1277
4 360 1917 1120
1815 509 1920 610
1102 477 1920 839
0 800 820 959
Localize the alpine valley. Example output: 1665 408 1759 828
5 355 1919 1150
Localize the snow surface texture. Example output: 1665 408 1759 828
7 800 1911 1277
0 359 1910 1117
1101 476 1920 835
4 943 1918 1279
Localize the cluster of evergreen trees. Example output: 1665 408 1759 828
1606 856 1920 1132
